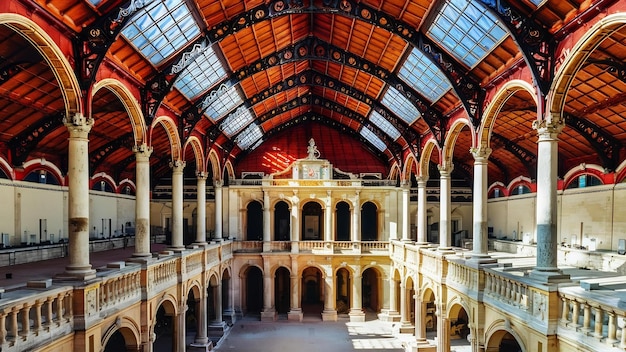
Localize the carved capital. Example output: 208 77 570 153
437 161 454 175
470 146 492 161
133 143 153 159
170 159 186 171
64 113 94 137
213 179 223 187
196 171 207 180
415 175 429 184
532 118 564 141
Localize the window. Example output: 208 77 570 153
381 86 421 124
121 0 201 65
201 84 243 121
236 124 263 150
426 0 508 68
369 110 400 140
221 107 255 137
360 127 387 152
398 47 452 102
174 45 228 100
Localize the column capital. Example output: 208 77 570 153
213 179 223 187
532 118 564 140
133 143 153 157
64 113 94 137
438 161 454 175
400 180 410 188
196 171 208 180
470 146 492 161
415 175 429 184
170 159 186 171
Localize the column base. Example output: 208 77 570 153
394 322 415 335
189 341 213 351
288 309 303 322
378 310 401 322
261 310 277 321
223 309 237 325
208 321 227 333
263 242 272 252
466 254 497 265
291 242 299 253
437 247 455 254
405 339 436 352
349 309 366 322
57 265 97 281
169 246 186 252
321 309 338 321
528 268 570 283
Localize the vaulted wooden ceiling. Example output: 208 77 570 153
1 0 624 188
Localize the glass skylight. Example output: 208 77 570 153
121 0 200 65
236 124 263 150
201 84 243 121
381 86 421 124
369 110 401 140
360 127 387 152
426 0 507 68
399 47 452 102
88 0 103 6
174 45 228 100
221 107 254 137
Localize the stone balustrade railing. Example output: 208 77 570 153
558 286 626 350
147 256 178 296
98 268 141 314
185 250 203 276
221 241 232 259
447 259 480 293
232 240 388 254
0 286 73 352
420 249 444 281
484 270 531 311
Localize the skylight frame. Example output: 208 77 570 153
380 86 421 124
236 124 263 150
202 84 243 122
425 0 508 68
121 0 201 66
360 127 387 152
369 110 401 141
221 107 255 137
174 45 229 101
398 47 452 103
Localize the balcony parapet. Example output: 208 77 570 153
558 282 626 350
232 240 389 255
0 285 73 352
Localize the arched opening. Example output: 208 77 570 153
186 289 198 345
103 329 126 352
423 289 437 338
301 266 323 316
246 201 263 241
222 269 232 324
274 201 290 241
486 330 522 352
362 268 380 313
274 266 291 315
335 201 350 241
448 304 471 349
302 201 322 240
244 266 263 316
361 202 378 241
335 267 351 314
153 303 176 352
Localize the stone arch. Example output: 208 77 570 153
22 158 65 185
0 157 14 180
151 116 182 160
183 136 205 173
92 78 147 145
484 320 526 352
118 179 136 194
506 176 534 195
0 14 81 117
240 264 264 315
152 296 178 350
562 163 606 188
480 80 537 148
442 118 472 166
549 13 626 120
388 161 402 182
207 148 221 180
403 153 419 183
91 172 117 192
223 160 235 181
100 316 141 352
361 265 384 312
446 298 472 341
419 139 440 178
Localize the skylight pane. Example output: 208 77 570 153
426 0 507 67
370 111 400 141
174 45 228 100
236 124 263 150
221 107 254 137
381 86 421 124
202 84 243 121
399 47 452 103
360 127 387 152
121 0 200 66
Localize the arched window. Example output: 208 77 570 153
361 202 378 241
302 202 322 240
246 201 263 241
510 184 531 195
274 201 290 241
335 201 350 241
566 174 602 189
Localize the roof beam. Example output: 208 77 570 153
491 132 536 177
563 112 621 171
8 113 64 166
89 132 135 172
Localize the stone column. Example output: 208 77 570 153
416 177 429 244
170 160 185 251
349 268 365 322
436 305 450 352
401 181 411 241
388 277 400 319
438 162 453 250
397 282 415 334
194 172 207 245
469 147 495 263
63 113 96 280
214 180 223 240
351 191 361 242
133 144 153 258
288 256 303 321
261 270 276 321
321 266 337 321
191 293 208 346
263 191 271 252
290 191 300 253
209 282 226 331
530 119 570 282
324 191 333 242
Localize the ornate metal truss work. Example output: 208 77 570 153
89 132 135 172
491 132 537 177
8 114 64 166
564 113 622 171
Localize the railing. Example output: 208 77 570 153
420 249 444 281
206 246 220 267
268 241 291 252
232 241 262 253
361 241 389 253
447 260 479 293
0 286 73 352
558 286 626 349
147 257 178 296
484 270 531 312
221 241 232 260
99 269 141 314
185 250 203 276
298 241 327 252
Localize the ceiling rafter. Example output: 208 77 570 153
7 113 64 166
563 112 622 172
89 132 135 172
488 156 510 184
491 132 536 177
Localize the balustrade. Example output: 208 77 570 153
99 270 141 312
484 270 529 310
